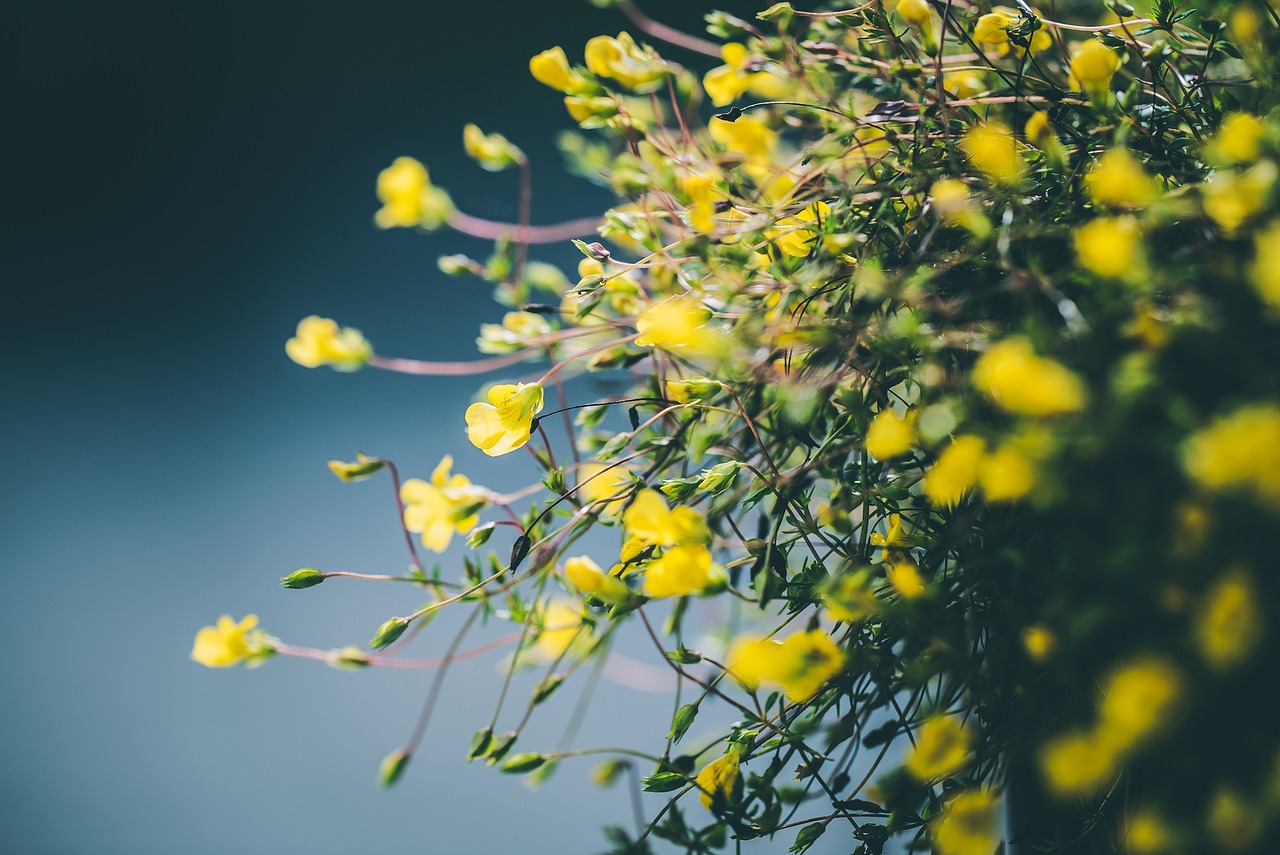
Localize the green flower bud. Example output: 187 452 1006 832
499 752 546 774
280 568 325 589
327 453 385 482
378 748 410 788
369 617 409 650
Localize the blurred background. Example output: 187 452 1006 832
0 1 862 853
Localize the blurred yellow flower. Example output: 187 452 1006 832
1183 403 1280 507
463 123 523 172
534 600 586 659
821 571 878 623
865 408 916 460
887 561 926 599
1207 787 1264 851
577 463 633 519
961 122 1025 185
973 6 1051 56
1098 657 1182 750
1021 625 1055 662
1074 216 1144 279
477 310 552 354
564 555 631 603
769 201 831 257
1201 161 1277 233
730 628 843 702
584 32 667 92
1085 148 1158 208
924 435 986 507
905 715 971 781
1124 808 1173 854
897 0 939 50
623 488 711 550
979 442 1037 502
1024 110 1054 148
635 293 721 354
1070 39 1121 95
1250 220 1280 306
374 156 454 229
1206 112 1266 165
529 46 590 94
1195 570 1262 670
695 751 742 810
679 170 724 234
191 614 264 668
400 456 487 553
932 789 1000 855
285 315 372 371
465 382 545 457
1039 729 1119 798
972 338 1086 416
642 543 726 598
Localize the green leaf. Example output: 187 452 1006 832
641 771 690 792
665 646 702 665
790 822 827 854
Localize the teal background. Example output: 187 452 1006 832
1 1 857 853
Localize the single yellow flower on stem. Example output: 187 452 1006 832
924 435 987 507
529 46 591 95
1021 625 1055 661
695 749 743 810
905 715 972 781
191 614 268 668
622 488 711 547
465 383 545 457
961 122 1025 186
972 338 1086 416
972 6 1051 57
400 456 488 553
729 629 844 702
564 555 632 603
1070 39 1121 96
584 32 668 92
932 789 1000 855
285 315 372 371
865 408 916 461
374 156 454 229
463 123 523 172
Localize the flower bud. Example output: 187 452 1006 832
280 568 325 589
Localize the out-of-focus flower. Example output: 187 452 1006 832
191 614 269 668
465 383 545 457
896 0 939 51
961 122 1025 185
1251 220 1280 307
1085 148 1158 208
529 46 591 95
285 316 372 371
1124 809 1173 854
463 124 523 172
865 408 916 461
1183 403 1280 507
584 32 667 92
979 442 1037 502
924 435 986 507
1039 729 1120 798
400 456 488 553
695 751 742 810
635 293 723 354
534 600 586 659
477 311 552 354
905 715 971 781
1074 216 1144 279
702 43 791 106
1021 625 1055 662
374 156 454 229
887 562 926 598
642 543 726 598
932 790 1000 855
769 201 831 257
1097 657 1182 750
973 338 1086 416
564 555 631 603
1195 570 1263 670
729 628 844 702
821 571 878 623
679 170 724 234
1201 161 1277 233
623 488 711 548
973 6 1051 56
577 463 633 519
1070 39 1121 95
1206 112 1266 165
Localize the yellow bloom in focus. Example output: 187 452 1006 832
821 571 878 623
285 315 372 371
1039 729 1120 798
869 512 907 561
769 201 830 257
564 555 631 603
961 122 1025 185
191 614 264 668
973 6 1051 56
1070 39 1121 95
375 156 454 229
973 338 1086 416
1183 403 1280 507
400 456 487 553
1196 570 1263 670
577 463 633 519
1250 220 1280 307
979 442 1037 502
465 382 545 457
932 790 1000 855
584 32 667 92
905 715 971 781
534 600 585 660
1202 161 1277 234
1124 809 1173 854
1206 112 1266 165
642 544 726 598
729 628 843 702
1021 625 1055 662
1085 148 1158 208
696 751 742 810
1098 657 1182 750
865 408 916 460
1074 216 1144 279
887 562 926 599
529 46 590 95
635 293 721 354
924 435 986 508
462 123 523 172
623 489 711 547
703 43 752 106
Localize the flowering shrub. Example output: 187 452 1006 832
195 0 1280 852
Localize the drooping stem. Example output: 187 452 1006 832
448 209 600 244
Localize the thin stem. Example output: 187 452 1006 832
448 209 599 244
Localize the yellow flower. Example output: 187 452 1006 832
642 543 726 598
943 71 986 99
679 170 724 234
932 789 1000 855
896 0 939 51
400 456 487 553
374 156 454 229
577 463 633 519
972 338 1086 416
821 571 879 623
729 629 844 702
1073 216 1144 279
1206 112 1266 165
529 46 590 95
635 293 722 354
1250 220 1280 307
979 442 1037 502
1097 657 1182 750
1124 808 1173 854
534 600 586 660
1021 625 1055 662
462 123 522 172
191 614 266 668
584 32 667 92
961 122 1025 185
695 751 742 810
477 310 552 354
1183 403 1280 507
1207 787 1264 851
973 6 1051 56
1195 570 1263 670
769 201 831 257
924 435 986 508
465 383 545 457
564 555 631 603
285 315 372 371
1039 729 1120 798
869 512 907 560
704 43 753 106
865 408 916 460
1202 161 1277 234
1024 110 1055 148
1070 39 1121 95
623 489 711 547
1085 148 1158 208
905 715 971 781
887 561 926 599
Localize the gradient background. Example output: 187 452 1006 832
2 1 868 853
